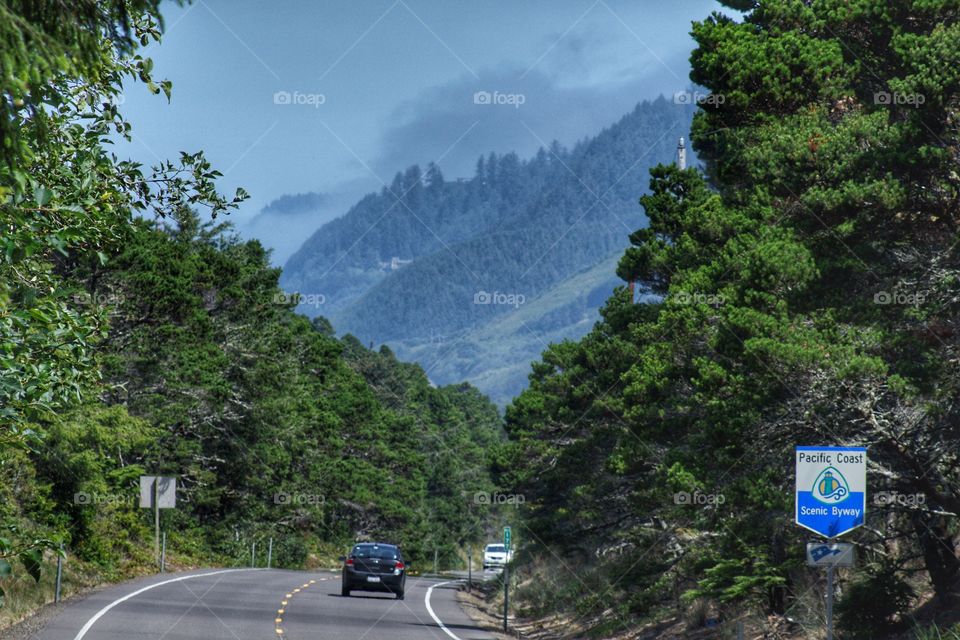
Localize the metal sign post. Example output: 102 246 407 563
806 541 856 640
154 478 159 563
467 543 472 593
140 476 176 571
503 525 512 632
826 561 835 640
503 562 509 632
796 448 865 640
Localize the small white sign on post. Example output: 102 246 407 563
139 476 176 508
806 542 856 568
141 475 176 572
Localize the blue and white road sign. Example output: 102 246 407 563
795 446 866 538
806 542 856 567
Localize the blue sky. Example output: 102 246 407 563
120 0 724 262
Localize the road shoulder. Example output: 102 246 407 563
454 584 514 640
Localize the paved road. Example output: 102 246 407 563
33 569 495 640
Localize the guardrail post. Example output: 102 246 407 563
251 542 256 568
54 543 64 604
503 562 509 632
153 477 160 567
267 537 273 569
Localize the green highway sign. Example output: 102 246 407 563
503 525 511 551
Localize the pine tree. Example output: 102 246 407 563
505 0 960 625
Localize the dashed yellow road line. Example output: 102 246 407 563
273 575 336 636
275 581 312 636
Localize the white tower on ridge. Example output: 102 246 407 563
677 137 687 170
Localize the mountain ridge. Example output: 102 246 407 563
280 94 695 403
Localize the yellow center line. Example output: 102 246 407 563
275 576 322 637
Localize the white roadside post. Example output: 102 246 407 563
503 525 511 632
795 447 866 640
140 476 177 572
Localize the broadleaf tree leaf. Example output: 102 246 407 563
20 549 42 583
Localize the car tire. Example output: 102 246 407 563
396 590 404 600
341 583 351 597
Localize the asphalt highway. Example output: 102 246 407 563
33 569 495 640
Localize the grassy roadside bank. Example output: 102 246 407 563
0 534 352 634
460 558 960 640
0 543 230 633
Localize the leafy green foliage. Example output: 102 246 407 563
1 0 245 436
914 623 960 640
502 0 960 631
0 0 163 167
0 0 249 594
58 210 502 565
0 524 60 606
341 339 503 557
30 404 160 565
837 562 915 639
5 0 503 606
3 207 503 606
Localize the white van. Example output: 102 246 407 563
483 543 512 568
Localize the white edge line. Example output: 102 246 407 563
73 569 260 640
425 579 466 640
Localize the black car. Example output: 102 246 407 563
340 543 407 599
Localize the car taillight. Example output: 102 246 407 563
346 558 354 566
394 561 405 570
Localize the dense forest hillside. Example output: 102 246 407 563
0 0 508 616
498 0 960 638
281 98 695 403
2 211 502 620
391 254 622 404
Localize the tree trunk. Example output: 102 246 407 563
769 528 787 614
912 512 960 602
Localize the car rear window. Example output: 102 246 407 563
486 544 505 552
352 545 399 560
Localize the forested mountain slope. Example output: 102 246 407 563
281 98 695 403
3 212 501 612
